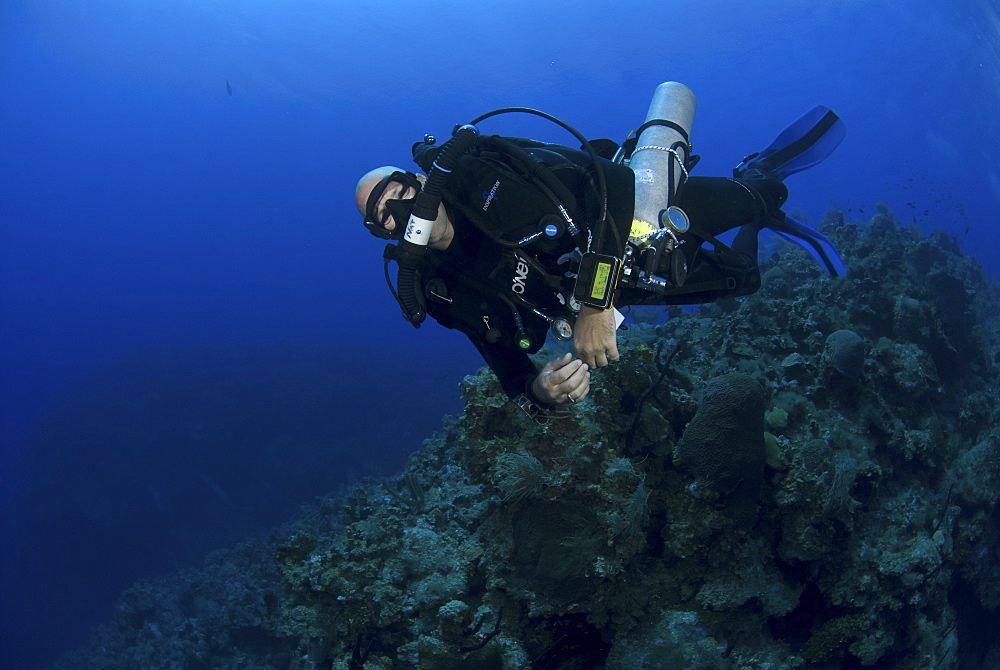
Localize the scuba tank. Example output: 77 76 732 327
619 82 699 294
576 82 698 305
629 82 697 244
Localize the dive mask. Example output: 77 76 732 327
363 170 422 240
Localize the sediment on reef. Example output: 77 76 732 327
58 205 1000 670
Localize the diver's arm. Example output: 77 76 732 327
531 353 590 405
573 305 620 368
469 338 541 401
469 339 589 406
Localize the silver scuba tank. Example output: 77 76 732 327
628 82 697 246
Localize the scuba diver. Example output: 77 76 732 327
354 83 846 424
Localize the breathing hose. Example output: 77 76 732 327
394 124 480 327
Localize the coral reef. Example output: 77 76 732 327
57 206 1000 669
824 329 865 381
674 372 767 527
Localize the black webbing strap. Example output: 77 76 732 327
634 118 690 144
622 119 693 159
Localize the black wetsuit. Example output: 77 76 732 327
417 141 788 403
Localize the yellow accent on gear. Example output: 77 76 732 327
629 218 658 244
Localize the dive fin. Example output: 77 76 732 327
765 212 847 277
735 106 846 181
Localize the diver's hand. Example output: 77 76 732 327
531 353 591 405
573 305 620 368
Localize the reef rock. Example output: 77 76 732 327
675 372 766 525
824 328 865 381
57 207 1000 670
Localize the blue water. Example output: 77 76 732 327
2 0 998 666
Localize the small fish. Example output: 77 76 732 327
226 80 232 96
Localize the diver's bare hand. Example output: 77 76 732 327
531 353 591 405
573 305 620 368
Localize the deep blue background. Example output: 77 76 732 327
2 0 998 667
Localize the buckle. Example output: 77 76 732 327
512 394 572 425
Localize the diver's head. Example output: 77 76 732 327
356 166 423 240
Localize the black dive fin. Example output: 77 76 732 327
735 106 846 181
765 212 847 277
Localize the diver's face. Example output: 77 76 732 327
370 180 417 233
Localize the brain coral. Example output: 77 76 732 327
675 373 766 525
825 329 865 381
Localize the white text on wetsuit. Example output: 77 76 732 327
483 180 500 212
511 260 529 294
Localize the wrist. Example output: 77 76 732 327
579 304 614 318
527 377 552 406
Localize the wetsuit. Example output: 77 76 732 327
417 141 788 404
